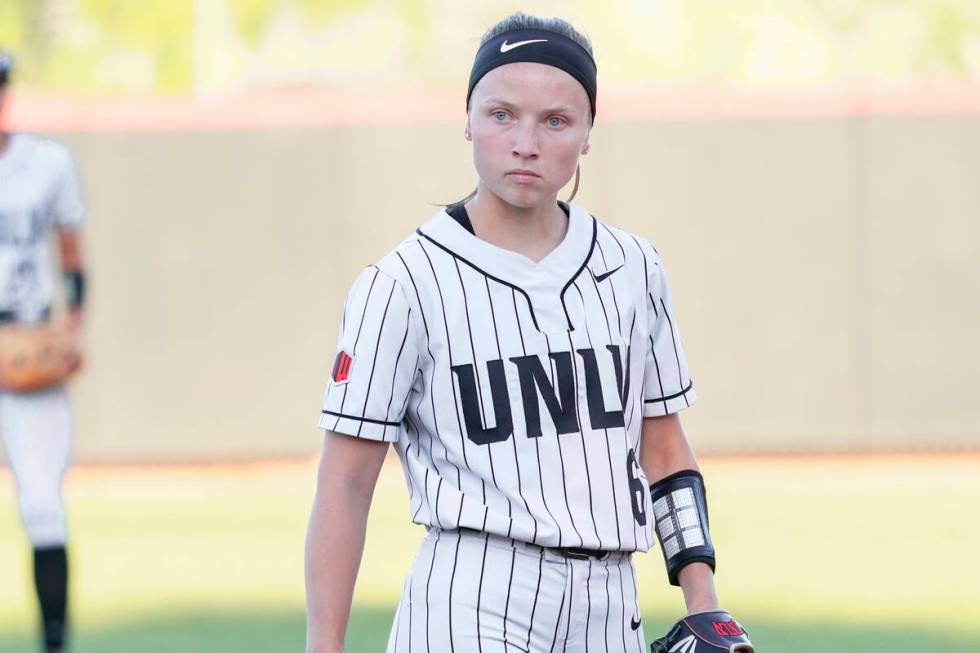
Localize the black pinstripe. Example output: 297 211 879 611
584 559 593 649
424 530 442 653
332 267 379 428
543 333 585 548
626 560 644 652
397 250 462 523
475 532 490 653
595 237 625 340
455 258 509 532
602 561 612 653
548 576 568 653
595 233 648 546
381 308 414 438
502 545 517 649
447 531 462 653
574 280 624 551
565 321 603 548
561 562 575 648
513 290 560 546
356 280 397 435
526 549 545 652
419 241 474 484
616 559 628 653
660 297 691 408
485 277 529 541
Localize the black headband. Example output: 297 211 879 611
466 28 597 120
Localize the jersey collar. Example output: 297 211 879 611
416 202 597 292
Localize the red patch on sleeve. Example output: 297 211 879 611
331 351 353 383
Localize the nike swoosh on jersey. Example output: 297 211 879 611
594 265 623 283
500 38 549 53
630 615 642 630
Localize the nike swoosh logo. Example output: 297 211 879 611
630 615 642 631
500 38 548 53
670 635 697 652
594 265 623 283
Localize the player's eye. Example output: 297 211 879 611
547 116 566 128
491 110 509 121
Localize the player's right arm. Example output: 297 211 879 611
305 430 389 653
305 264 421 653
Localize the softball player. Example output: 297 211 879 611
0 51 86 653
306 14 752 653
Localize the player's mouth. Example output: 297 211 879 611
506 169 541 183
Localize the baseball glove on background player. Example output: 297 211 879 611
651 610 754 653
0 323 82 392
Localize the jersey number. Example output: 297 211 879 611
626 447 647 525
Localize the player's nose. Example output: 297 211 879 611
510 120 540 159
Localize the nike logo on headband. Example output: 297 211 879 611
500 38 549 53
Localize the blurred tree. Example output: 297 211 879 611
228 0 371 46
1 0 978 92
812 0 980 77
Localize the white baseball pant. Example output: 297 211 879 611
386 527 647 652
0 386 72 547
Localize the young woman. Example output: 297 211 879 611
306 13 752 653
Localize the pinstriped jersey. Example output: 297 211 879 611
0 133 85 320
318 203 696 552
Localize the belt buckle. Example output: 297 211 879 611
560 547 610 561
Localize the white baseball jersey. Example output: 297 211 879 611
0 133 85 320
319 203 696 552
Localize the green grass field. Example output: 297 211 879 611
0 455 978 652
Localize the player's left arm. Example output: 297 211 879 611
639 413 718 612
58 228 85 330
640 414 754 652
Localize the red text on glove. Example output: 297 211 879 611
712 620 746 637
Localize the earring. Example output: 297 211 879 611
465 132 472 141
582 144 590 154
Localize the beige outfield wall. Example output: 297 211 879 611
44 114 979 460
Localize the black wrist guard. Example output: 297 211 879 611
64 270 85 310
650 469 715 586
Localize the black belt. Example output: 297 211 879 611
455 527 613 561
555 545 612 561
0 307 51 325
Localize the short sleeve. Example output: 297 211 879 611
47 145 86 228
317 266 420 442
641 243 697 416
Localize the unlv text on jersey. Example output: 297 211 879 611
451 344 630 445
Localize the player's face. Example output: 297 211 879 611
467 62 591 210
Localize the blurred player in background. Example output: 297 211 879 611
0 51 87 653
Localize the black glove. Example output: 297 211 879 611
651 610 753 653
